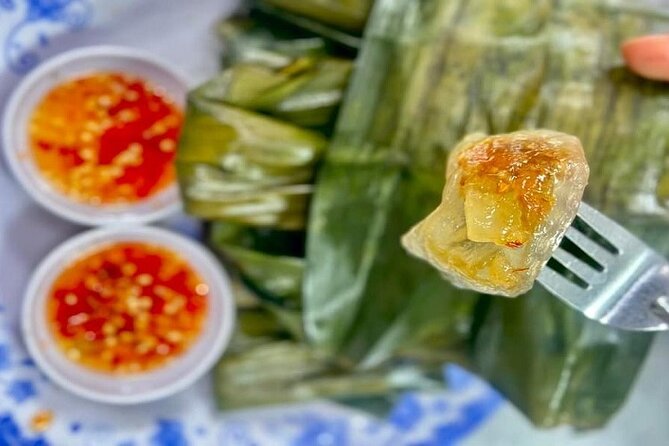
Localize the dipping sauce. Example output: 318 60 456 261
47 242 208 374
29 72 182 205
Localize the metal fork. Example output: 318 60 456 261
537 202 669 331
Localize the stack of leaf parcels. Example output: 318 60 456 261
178 0 669 428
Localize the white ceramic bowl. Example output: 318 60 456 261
2 46 188 226
22 226 236 405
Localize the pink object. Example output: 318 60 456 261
621 34 669 82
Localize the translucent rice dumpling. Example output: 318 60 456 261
402 130 589 297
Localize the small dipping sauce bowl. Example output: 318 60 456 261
3 46 188 226
22 225 235 404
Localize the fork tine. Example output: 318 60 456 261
564 227 615 266
537 267 589 310
575 202 612 229
551 246 605 285
576 203 634 251
539 202 669 331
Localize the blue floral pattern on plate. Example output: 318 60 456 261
1 0 92 74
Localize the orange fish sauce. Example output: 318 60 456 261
29 72 182 205
47 242 209 374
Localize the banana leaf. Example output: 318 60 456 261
251 2 364 51
220 0 369 71
304 0 668 428
259 0 374 33
213 340 444 413
304 0 481 367
216 15 354 130
209 221 305 339
176 94 326 229
177 15 353 228
219 17 330 67
210 223 448 412
205 57 352 129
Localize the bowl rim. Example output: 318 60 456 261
2 45 188 227
21 225 236 405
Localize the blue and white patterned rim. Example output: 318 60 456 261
1 0 93 74
0 300 501 445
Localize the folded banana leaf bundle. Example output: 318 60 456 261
177 0 669 430
177 13 353 229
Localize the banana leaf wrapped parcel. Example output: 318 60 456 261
178 13 352 229
176 0 669 430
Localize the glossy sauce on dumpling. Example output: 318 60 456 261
459 135 571 247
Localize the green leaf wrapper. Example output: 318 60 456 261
177 19 352 229
208 222 447 412
259 0 374 33
177 94 326 229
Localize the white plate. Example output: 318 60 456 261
2 46 188 226
21 225 236 405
